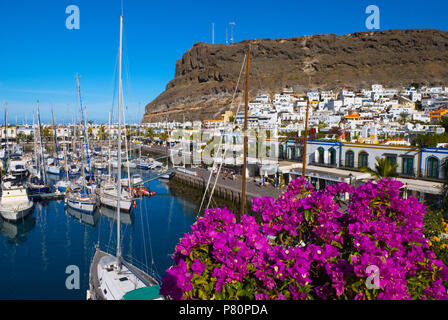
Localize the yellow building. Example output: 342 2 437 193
430 108 448 122
345 111 360 121
221 110 234 122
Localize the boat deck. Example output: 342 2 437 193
88 248 159 300
88 249 107 300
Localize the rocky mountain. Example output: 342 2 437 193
142 29 448 123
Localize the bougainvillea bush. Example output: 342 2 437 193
160 178 448 300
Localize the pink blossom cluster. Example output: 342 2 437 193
161 177 448 300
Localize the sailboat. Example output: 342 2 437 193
0 106 34 221
64 76 98 214
46 105 64 176
98 179 134 212
88 14 162 300
98 69 135 213
55 118 73 193
27 102 51 196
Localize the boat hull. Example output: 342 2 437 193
99 195 133 212
47 166 64 176
65 198 97 214
0 202 34 221
88 249 161 300
27 185 51 195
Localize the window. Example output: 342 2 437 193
402 157 414 176
345 151 354 168
427 157 439 179
329 148 337 165
317 147 325 164
358 152 369 169
386 155 397 166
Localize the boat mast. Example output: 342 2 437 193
108 111 112 178
116 14 124 271
82 105 93 183
51 104 59 165
76 75 86 192
63 117 69 180
241 44 250 215
122 104 131 189
3 104 7 177
36 101 47 184
33 112 38 177
302 98 310 177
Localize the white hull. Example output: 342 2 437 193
88 249 162 300
0 182 34 221
65 198 96 213
121 178 144 187
0 202 34 221
47 165 64 175
99 194 133 212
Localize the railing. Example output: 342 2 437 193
417 174 447 183
309 159 338 168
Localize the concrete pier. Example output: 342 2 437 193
172 167 285 210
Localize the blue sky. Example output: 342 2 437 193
0 0 447 124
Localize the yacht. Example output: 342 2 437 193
68 164 81 176
88 14 161 301
0 178 34 221
99 181 134 212
121 174 143 187
9 159 28 178
65 186 98 213
47 163 64 175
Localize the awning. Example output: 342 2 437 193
260 165 278 176
122 285 162 300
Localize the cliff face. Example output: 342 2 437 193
142 29 448 123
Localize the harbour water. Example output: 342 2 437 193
0 169 199 300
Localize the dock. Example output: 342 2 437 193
28 191 65 201
172 167 285 208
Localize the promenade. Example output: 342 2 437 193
172 167 286 209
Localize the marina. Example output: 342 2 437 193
1 0 447 303
0 170 198 299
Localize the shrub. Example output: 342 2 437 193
161 178 448 300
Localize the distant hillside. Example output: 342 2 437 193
142 29 448 123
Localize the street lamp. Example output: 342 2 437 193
348 173 353 186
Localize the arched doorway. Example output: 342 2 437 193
426 157 439 179
345 150 354 168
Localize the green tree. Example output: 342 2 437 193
439 116 448 132
144 128 155 138
87 126 94 138
97 125 107 141
360 157 398 180
441 158 448 215
399 112 410 124
414 133 448 147
415 101 423 111
410 82 421 90
41 127 52 140
17 132 25 142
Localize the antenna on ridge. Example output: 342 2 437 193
212 23 215 44
226 27 228 45
229 22 235 44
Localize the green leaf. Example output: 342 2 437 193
304 210 313 222
331 240 343 249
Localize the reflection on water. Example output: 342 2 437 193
0 216 36 245
66 206 100 228
0 169 199 299
98 206 134 226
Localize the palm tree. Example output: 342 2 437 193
360 156 398 180
441 158 448 215
97 125 106 141
399 112 410 124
